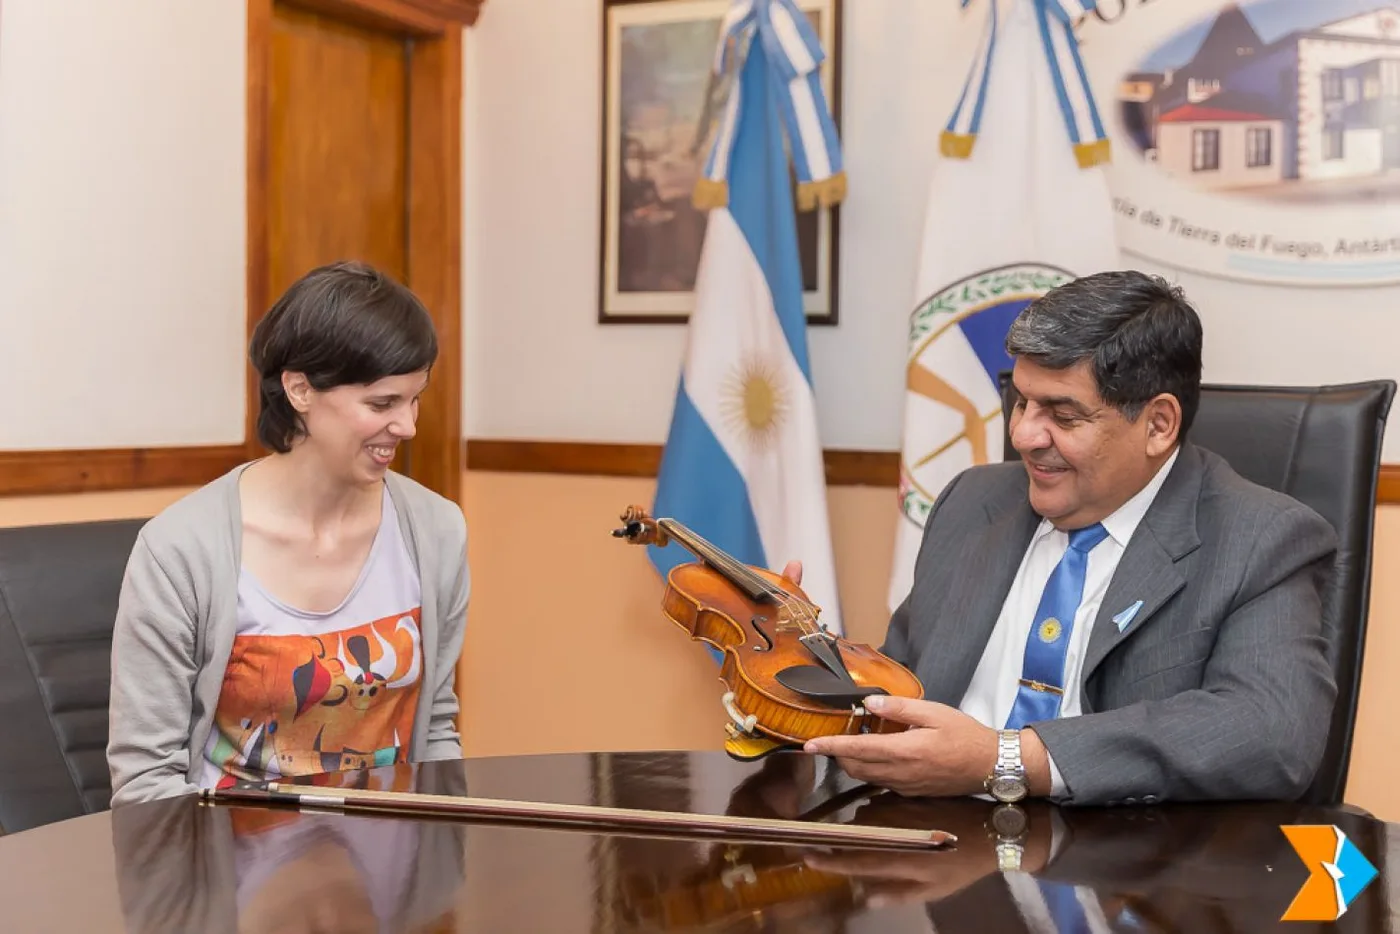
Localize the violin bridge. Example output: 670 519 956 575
799 632 856 686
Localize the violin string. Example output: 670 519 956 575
668 521 823 637
719 553 818 633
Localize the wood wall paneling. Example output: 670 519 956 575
9 439 1391 500
1378 465 1400 504
0 446 248 497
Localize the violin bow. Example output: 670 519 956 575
199 784 956 851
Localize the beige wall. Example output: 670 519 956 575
3 473 1398 822
0 0 246 449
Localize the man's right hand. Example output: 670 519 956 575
781 560 803 584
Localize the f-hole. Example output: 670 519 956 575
749 616 774 652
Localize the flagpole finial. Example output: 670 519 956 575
694 0 846 212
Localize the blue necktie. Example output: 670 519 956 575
1037 880 1094 934
1005 523 1109 730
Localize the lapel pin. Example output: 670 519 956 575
1113 600 1145 633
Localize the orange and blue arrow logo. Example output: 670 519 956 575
1280 825 1378 921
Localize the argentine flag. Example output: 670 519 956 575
649 11 842 635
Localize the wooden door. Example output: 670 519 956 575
248 0 471 503
269 6 409 297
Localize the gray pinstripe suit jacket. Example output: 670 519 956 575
882 442 1339 806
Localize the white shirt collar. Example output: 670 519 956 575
1032 446 1181 547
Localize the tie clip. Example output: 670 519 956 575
1019 678 1063 696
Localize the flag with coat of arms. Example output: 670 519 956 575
650 0 845 635
888 0 1122 611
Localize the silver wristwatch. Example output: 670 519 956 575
985 729 1029 803
987 803 1029 872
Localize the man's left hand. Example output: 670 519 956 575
802 696 999 797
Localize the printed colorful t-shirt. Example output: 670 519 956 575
201 486 423 789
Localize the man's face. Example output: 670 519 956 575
1007 357 1175 529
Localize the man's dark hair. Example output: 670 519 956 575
249 261 438 453
1004 270 1203 435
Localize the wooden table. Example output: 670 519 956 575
0 750 1391 932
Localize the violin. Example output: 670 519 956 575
617 839 862 931
615 771 901 930
613 506 924 760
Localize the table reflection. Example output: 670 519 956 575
598 753 1391 933
102 752 1390 934
111 763 466 934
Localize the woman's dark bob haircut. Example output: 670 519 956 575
249 260 438 453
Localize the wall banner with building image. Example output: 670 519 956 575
1082 0 1400 287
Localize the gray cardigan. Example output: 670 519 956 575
106 464 470 807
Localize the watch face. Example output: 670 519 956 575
991 776 1028 802
990 804 1029 836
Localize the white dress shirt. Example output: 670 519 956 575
959 447 1180 797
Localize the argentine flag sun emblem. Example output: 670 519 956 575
720 358 790 451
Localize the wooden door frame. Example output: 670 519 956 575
248 0 478 504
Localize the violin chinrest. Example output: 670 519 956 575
776 665 890 708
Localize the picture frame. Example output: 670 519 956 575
599 0 843 325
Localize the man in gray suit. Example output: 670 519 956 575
797 270 1338 807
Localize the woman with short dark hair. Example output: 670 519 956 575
107 261 469 806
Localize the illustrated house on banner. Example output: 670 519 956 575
1126 3 1400 187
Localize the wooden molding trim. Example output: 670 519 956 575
0 446 248 498
402 0 484 25
2 439 1391 501
468 440 662 478
1379 464 1400 504
277 0 483 34
465 440 900 488
467 440 1400 503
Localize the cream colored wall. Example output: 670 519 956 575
0 0 247 449
4 474 1398 822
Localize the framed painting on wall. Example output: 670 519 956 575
599 0 843 325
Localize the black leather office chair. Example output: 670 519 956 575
0 519 143 834
998 373 1396 805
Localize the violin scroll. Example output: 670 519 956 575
612 505 670 547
